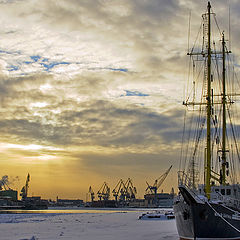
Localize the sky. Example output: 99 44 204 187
0 0 240 200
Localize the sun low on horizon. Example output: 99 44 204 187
0 0 239 200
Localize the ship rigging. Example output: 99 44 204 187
174 2 240 239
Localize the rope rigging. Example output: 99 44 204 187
180 2 240 187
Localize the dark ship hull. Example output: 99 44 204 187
174 1 240 239
174 187 240 239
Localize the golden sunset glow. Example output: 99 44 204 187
0 0 239 200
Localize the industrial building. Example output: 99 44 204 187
0 189 18 201
56 198 84 207
144 193 174 208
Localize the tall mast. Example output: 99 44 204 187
221 32 226 185
205 1 212 199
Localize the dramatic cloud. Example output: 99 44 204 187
0 0 239 199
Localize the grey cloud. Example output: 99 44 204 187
0 0 239 199
0 82 184 148
0 0 22 3
29 0 187 60
0 74 55 107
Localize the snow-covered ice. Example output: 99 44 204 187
0 209 178 240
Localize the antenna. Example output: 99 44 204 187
228 0 231 50
188 10 191 53
185 10 192 104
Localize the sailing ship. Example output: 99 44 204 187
174 2 240 239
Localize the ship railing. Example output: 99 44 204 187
177 171 206 203
223 196 240 209
177 171 195 190
210 192 224 201
211 192 240 210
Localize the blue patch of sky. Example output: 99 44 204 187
125 90 149 97
25 56 48 65
24 55 71 72
2 52 72 73
40 61 70 71
30 55 41 62
24 61 32 64
109 68 128 72
0 49 21 55
3 51 128 73
8 65 19 71
0 49 11 54
87 67 128 72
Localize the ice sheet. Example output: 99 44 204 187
0 210 178 240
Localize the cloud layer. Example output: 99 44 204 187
0 0 239 199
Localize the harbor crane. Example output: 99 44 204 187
20 173 30 200
124 178 137 201
112 179 127 202
112 178 137 204
145 165 172 205
97 182 110 201
0 175 11 190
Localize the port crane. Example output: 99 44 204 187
0 175 12 191
124 178 137 201
97 182 110 201
112 179 127 202
0 175 11 190
145 165 172 204
20 173 30 200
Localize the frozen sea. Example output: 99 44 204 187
0 208 178 240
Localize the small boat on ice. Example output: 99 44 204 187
139 210 175 220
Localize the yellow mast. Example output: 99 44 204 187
185 2 229 194
205 1 212 199
221 32 227 185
